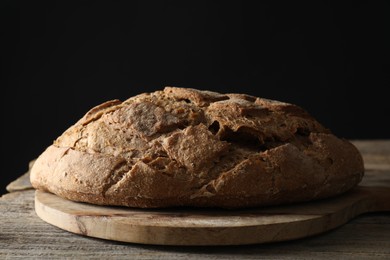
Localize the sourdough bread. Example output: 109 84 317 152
30 87 364 208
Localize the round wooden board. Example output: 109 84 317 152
34 187 390 246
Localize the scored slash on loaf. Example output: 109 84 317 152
30 87 364 208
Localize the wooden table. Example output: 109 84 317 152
1 140 389 259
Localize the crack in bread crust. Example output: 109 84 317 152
30 87 365 209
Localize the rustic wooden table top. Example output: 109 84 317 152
1 140 389 259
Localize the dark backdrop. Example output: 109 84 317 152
1 1 389 195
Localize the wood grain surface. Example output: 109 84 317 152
1 140 390 258
34 185 390 246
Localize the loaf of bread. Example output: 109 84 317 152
30 87 364 208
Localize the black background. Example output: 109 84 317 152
1 1 389 195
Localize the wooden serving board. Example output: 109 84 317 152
34 185 390 246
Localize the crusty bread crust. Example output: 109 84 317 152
30 87 364 208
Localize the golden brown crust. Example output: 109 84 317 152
30 87 364 208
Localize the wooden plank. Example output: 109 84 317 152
1 140 390 258
1 190 390 258
33 185 390 246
